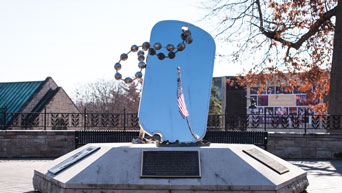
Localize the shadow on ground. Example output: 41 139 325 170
290 160 342 177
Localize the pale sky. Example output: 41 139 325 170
0 0 242 99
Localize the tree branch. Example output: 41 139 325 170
256 0 337 50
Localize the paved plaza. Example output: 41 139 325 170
0 159 341 193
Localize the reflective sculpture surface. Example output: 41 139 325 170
139 20 216 142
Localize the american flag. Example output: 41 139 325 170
177 70 189 118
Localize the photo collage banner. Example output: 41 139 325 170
250 86 319 116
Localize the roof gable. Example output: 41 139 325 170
31 87 60 113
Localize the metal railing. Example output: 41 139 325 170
0 111 139 130
75 130 268 149
1 109 341 133
205 113 341 133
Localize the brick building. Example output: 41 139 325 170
0 77 79 129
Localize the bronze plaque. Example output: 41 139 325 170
141 151 201 178
243 148 289 174
48 146 100 175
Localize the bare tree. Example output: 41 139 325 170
74 79 141 113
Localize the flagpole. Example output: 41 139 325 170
185 116 200 141
177 66 200 141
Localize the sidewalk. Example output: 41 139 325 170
0 159 341 193
0 159 52 193
290 160 342 193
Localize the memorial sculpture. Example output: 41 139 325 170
33 20 309 193
112 24 206 143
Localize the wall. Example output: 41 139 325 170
44 88 79 114
267 133 342 159
21 77 58 113
0 130 342 159
0 130 75 158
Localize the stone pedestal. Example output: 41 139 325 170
33 143 308 193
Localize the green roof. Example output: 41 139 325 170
0 81 43 113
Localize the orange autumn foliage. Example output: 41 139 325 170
206 0 337 114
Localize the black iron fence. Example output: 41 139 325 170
75 130 268 149
0 111 139 130
1 110 342 133
208 114 342 132
75 130 140 148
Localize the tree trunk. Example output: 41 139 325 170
328 0 342 115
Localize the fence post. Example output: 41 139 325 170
1 107 7 130
44 107 47 130
83 108 87 131
224 108 228 131
264 109 267 131
304 109 307 134
5 108 7 129
123 108 126 131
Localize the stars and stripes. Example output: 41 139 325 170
177 69 189 118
